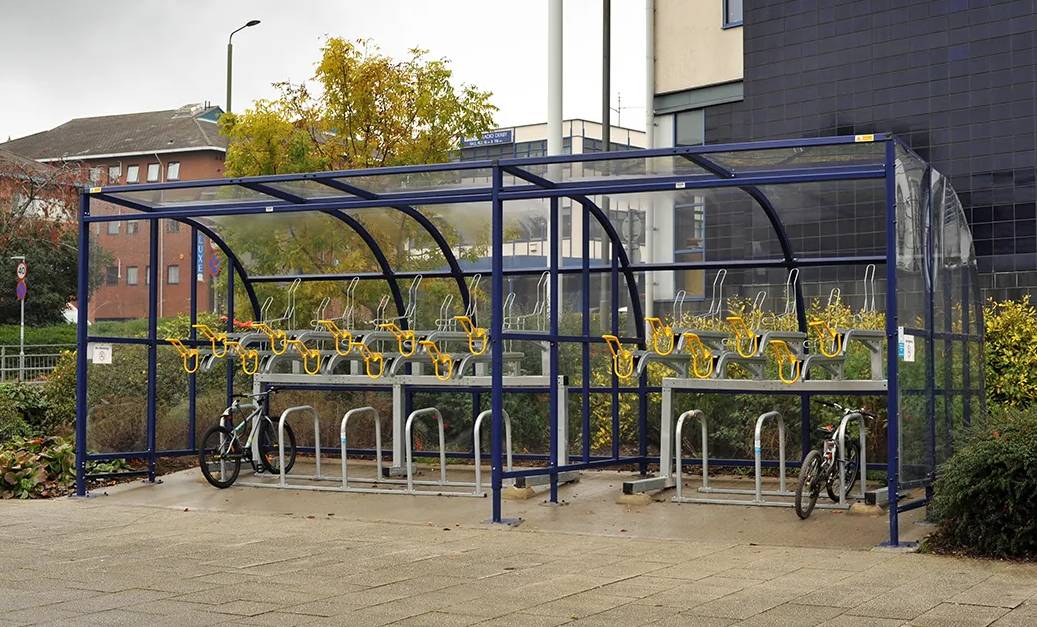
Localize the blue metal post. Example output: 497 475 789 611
226 265 235 407
581 203 591 463
923 167 937 501
490 164 504 523
884 139 901 546
189 227 198 449
74 190 90 496
146 221 159 481
549 197 560 502
610 247 620 461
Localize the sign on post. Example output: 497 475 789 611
15 260 27 301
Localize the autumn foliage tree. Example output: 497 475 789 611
217 38 497 324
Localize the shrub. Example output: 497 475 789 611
0 436 75 499
0 323 76 348
0 395 29 443
928 406 1037 558
984 296 1037 409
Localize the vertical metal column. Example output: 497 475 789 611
549 197 560 502
884 139 901 546
74 191 90 497
490 165 505 523
581 203 591 463
962 270 971 427
226 266 235 407
610 246 620 460
189 227 198 450
146 221 159 482
923 167 936 501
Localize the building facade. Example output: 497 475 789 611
651 0 1036 301
1 104 227 321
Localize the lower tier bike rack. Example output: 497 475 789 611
672 408 866 510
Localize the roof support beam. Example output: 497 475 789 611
682 153 735 178
240 182 308 204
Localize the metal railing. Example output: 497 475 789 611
0 344 73 383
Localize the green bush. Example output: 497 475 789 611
928 406 1037 558
0 323 76 348
0 396 29 443
0 436 74 499
984 297 1037 409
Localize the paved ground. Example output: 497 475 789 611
3 468 1037 626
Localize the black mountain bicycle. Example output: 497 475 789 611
795 400 874 519
198 390 297 488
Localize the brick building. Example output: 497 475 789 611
0 103 228 321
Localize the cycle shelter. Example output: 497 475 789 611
75 133 983 546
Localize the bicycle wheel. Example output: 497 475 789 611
827 440 861 502
258 420 297 475
795 450 823 520
199 425 242 488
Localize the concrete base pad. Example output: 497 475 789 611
502 486 536 500
615 492 654 506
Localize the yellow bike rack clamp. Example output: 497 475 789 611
768 339 802 384
318 319 353 356
166 338 200 374
378 322 417 358
453 315 489 356
223 340 260 375
286 339 322 375
808 319 843 358
250 322 289 356
681 332 714 379
418 340 454 382
601 335 635 379
192 324 229 358
645 317 676 356
351 341 385 380
726 315 760 358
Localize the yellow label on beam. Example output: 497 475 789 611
89 186 102 193
854 134 875 142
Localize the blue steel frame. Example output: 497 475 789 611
73 133 973 547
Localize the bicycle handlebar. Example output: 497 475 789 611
816 399 878 419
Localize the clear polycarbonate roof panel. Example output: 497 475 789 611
201 211 384 276
514 153 710 185
705 141 886 173
107 184 280 208
263 179 354 200
336 167 494 195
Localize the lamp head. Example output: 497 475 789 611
245 19 260 27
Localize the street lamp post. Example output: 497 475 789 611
226 19 261 113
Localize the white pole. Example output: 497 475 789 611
547 0 563 157
643 0 656 319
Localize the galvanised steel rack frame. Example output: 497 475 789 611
74 133 983 547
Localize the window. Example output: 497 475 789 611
674 200 706 299
165 221 180 233
126 165 140 183
126 266 139 286
107 165 121 183
724 0 742 28
167 264 180 285
107 221 121 235
127 220 140 234
166 161 180 180
89 167 103 184
145 266 150 285
675 109 705 146
105 265 119 285
146 163 161 182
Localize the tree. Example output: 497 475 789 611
217 38 497 324
0 151 102 325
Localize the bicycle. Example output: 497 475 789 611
198 390 298 488
795 400 874 519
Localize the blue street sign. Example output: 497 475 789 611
16 280 26 301
460 129 513 148
209 254 222 275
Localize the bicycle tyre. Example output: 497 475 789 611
259 420 297 475
827 440 861 502
795 450 823 520
199 425 242 488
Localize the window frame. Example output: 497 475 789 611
723 0 743 29
106 221 121 235
146 163 161 182
125 164 140 183
126 266 139 286
107 165 121 183
127 220 140 235
166 264 180 285
166 161 181 180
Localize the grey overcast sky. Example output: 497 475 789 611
0 0 647 142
